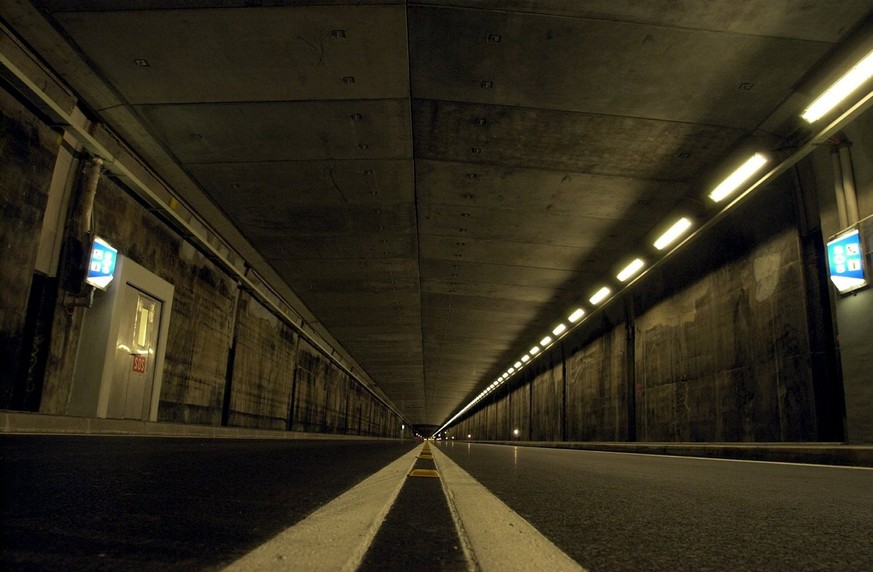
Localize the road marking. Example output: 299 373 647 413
431 445 585 571
408 468 440 478
557 446 873 471
223 446 420 572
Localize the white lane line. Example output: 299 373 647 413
224 445 421 572
519 445 873 471
431 445 585 572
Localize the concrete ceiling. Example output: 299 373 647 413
18 0 873 426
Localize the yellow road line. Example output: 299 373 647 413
408 468 440 478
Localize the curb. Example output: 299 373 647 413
0 411 402 441
443 440 873 467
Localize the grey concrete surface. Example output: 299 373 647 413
0 436 415 570
437 441 873 571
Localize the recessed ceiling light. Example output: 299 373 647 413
654 217 693 250
529 346 540 355
589 286 611 305
521 355 530 363
508 367 515 373
802 48 873 123
540 336 552 346
552 323 567 336
617 258 645 282
568 308 584 323
708 153 768 203
514 361 522 368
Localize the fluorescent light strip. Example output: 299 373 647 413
514 361 522 368
521 355 530 363
802 48 873 123
508 367 515 373
617 258 645 282
708 153 769 203
552 323 567 336
654 217 692 250
589 286 611 305
568 308 584 323
540 336 552 346
529 346 540 355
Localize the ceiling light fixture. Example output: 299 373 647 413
568 308 585 323
529 345 540 355
514 361 522 368
521 355 530 363
617 258 645 282
801 48 873 123
708 153 769 202
589 286 611 305
654 217 693 250
508 367 515 373
552 323 567 336
540 336 552 346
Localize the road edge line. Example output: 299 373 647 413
431 445 586 572
223 445 421 572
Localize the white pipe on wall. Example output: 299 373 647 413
831 148 849 229
838 143 861 224
79 157 103 237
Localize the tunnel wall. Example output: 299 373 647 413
0 84 404 439
450 169 833 443
0 90 59 410
810 110 873 443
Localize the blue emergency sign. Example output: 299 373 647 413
85 236 118 290
826 228 867 294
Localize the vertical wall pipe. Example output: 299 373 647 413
831 149 849 229
79 157 103 236
838 143 861 224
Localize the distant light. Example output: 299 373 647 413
589 286 611 305
708 153 769 203
401 424 405 430
521 355 530 363
617 258 645 282
514 361 522 368
552 323 567 336
540 336 552 346
513 428 520 436
802 48 873 123
568 308 584 323
530 346 540 355
654 217 692 250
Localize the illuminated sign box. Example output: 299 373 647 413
826 227 867 294
85 236 118 290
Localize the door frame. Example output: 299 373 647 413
70 256 173 421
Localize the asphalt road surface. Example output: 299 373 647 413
437 441 873 571
0 436 415 570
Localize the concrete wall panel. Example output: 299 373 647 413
530 354 563 441
0 91 59 408
565 325 627 441
635 226 816 442
509 381 530 440
291 340 331 433
227 293 297 430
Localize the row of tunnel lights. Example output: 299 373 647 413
434 47 873 438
